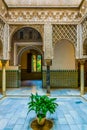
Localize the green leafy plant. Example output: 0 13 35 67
28 93 58 122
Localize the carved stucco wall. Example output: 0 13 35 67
0 19 5 59
80 0 87 19
0 19 4 43
6 9 81 24
44 24 53 59
3 23 9 59
0 0 87 24
0 0 7 20
9 24 44 40
53 24 77 46
82 17 87 43
0 18 10 59
9 23 78 65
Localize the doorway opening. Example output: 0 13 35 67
21 49 42 86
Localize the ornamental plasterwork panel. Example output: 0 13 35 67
3 23 9 59
0 0 7 20
0 19 5 43
6 9 81 24
44 24 53 59
82 17 87 43
9 24 44 40
80 0 87 18
53 25 77 46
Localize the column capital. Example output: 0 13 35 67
45 59 52 66
1 59 7 66
78 59 85 65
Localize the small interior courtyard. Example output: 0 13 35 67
0 0 87 130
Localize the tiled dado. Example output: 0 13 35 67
0 70 21 88
42 70 78 88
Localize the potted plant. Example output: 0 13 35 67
28 93 58 125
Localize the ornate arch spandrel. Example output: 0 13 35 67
9 24 44 42
52 24 77 47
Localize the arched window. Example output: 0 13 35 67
32 54 41 72
27 53 41 72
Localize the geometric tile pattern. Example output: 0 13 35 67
43 70 78 88
53 25 77 46
0 70 20 88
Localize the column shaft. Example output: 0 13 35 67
46 65 50 94
1 60 7 95
2 65 6 95
80 61 85 95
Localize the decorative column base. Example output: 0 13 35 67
2 91 6 96
81 90 84 95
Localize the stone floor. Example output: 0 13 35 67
0 80 87 130
0 97 87 130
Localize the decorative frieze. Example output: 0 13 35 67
6 10 81 24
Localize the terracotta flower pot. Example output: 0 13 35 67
37 117 46 125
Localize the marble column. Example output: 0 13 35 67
1 60 7 95
45 59 52 95
79 60 85 95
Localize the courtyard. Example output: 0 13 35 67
0 96 87 130
0 81 87 130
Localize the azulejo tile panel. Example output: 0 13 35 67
43 70 78 88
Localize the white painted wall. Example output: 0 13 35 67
51 40 75 70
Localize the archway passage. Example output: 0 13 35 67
20 49 42 86
11 27 43 87
21 49 42 80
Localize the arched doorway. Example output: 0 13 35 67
18 46 43 86
10 27 43 87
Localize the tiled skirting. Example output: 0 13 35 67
0 70 21 88
0 69 78 88
43 70 78 88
